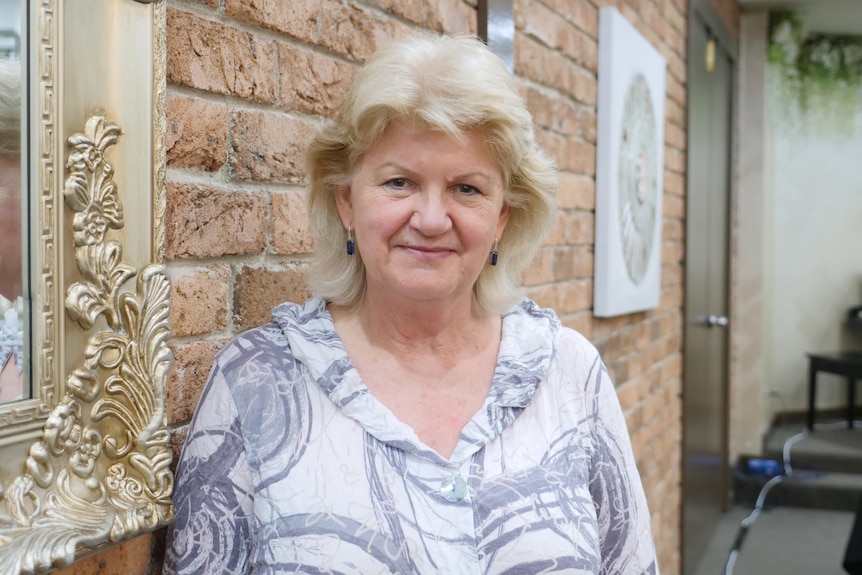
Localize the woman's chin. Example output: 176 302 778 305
369 280 469 308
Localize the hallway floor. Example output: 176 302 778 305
692 420 862 574
692 504 856 574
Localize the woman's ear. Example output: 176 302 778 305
496 202 511 238
334 184 353 227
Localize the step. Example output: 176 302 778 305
734 422 862 513
763 422 862 475
734 465 862 512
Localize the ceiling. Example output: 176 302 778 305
739 0 862 34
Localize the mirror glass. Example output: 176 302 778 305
0 0 27 403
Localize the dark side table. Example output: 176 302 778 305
807 351 862 430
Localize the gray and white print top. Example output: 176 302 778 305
164 297 659 575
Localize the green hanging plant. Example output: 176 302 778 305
768 10 862 133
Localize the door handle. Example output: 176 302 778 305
697 314 728 328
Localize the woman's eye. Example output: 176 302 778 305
385 178 408 189
456 184 480 195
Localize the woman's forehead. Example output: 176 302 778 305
359 122 500 172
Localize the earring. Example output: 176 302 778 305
490 238 499 266
346 226 355 256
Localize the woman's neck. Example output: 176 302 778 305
332 293 496 362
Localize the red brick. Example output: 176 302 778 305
278 43 357 117
52 534 153 575
166 9 276 103
663 193 684 218
166 95 228 172
230 110 316 183
166 182 268 259
428 0 477 35
666 74 685 108
225 0 319 43
664 120 686 151
319 0 399 61
564 210 595 244
577 249 594 278
666 98 685 128
272 191 315 255
169 266 231 337
514 35 597 106
558 279 592 313
234 265 311 330
545 211 567 246
664 146 685 173
168 427 188 472
523 87 552 130
665 23 686 57
559 310 592 338
557 172 595 210
663 170 684 196
523 284 559 311
371 0 427 25
616 377 645 412
165 339 225 425
522 247 553 286
542 0 599 38
551 246 577 281
536 131 596 176
577 106 598 143
666 50 686 85
522 0 579 60
661 239 684 265
661 263 682 287
660 284 684 311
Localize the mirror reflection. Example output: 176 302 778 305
0 0 25 403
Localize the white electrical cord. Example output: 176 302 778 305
723 474 784 575
723 420 860 574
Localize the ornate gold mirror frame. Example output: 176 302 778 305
0 0 171 572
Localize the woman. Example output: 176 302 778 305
165 35 658 574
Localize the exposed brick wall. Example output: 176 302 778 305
515 0 688 571
58 0 711 572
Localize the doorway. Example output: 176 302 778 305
682 5 734 573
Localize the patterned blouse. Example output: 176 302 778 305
164 297 659 575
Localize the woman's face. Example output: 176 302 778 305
336 121 510 309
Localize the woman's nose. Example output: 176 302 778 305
410 191 452 235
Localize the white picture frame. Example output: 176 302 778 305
594 7 667 317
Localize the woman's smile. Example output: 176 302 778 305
398 244 456 258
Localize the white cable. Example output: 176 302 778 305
782 430 809 475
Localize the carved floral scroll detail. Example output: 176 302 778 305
0 113 173 574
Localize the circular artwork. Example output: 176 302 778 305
617 74 659 285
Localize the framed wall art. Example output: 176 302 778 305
594 7 667 317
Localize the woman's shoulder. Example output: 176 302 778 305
508 299 603 393
506 298 597 355
213 296 345 386
214 298 327 371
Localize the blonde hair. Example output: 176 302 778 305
306 35 557 315
0 58 21 155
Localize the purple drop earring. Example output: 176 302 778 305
490 238 499 266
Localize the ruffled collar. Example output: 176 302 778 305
273 296 559 464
